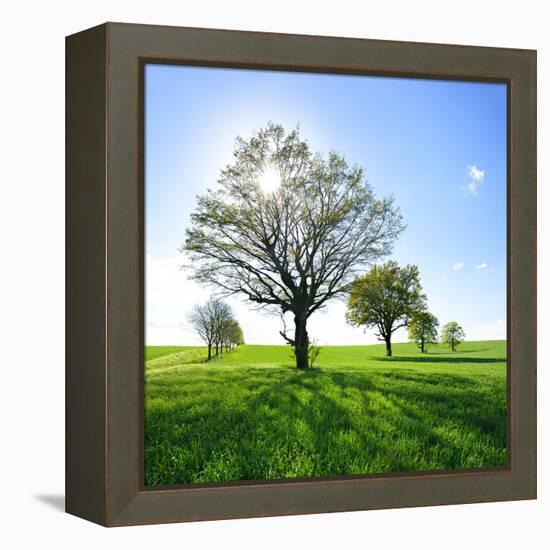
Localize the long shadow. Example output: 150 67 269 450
35 494 65 512
145 363 506 485
239 371 377 477
380 391 506 469
372 356 505 364
232 368 502 475
406 347 493 355
336 369 506 437
146 368 371 483
374 370 480 387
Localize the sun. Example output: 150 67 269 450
258 165 281 194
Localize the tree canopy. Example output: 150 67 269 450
441 321 465 351
224 319 245 350
184 123 404 368
408 310 439 353
346 261 426 357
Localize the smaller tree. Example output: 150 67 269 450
408 311 439 353
441 321 465 351
346 261 426 357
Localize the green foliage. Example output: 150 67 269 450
441 321 466 351
346 261 426 356
408 311 439 353
144 340 506 485
227 319 245 346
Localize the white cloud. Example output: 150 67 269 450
475 262 488 270
467 165 485 182
453 262 464 271
463 164 485 195
464 181 479 195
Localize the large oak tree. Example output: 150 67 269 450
184 123 404 368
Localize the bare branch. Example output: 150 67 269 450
183 123 405 366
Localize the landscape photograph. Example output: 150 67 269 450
144 64 507 487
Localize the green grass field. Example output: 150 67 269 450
144 340 507 486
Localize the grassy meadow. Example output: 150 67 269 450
144 340 507 486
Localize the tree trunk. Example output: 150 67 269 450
385 336 392 357
215 342 219 355
294 314 309 369
207 344 212 361
421 340 425 353
451 339 455 352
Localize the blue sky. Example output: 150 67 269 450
145 64 507 345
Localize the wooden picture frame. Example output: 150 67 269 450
66 22 537 526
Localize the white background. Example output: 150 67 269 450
0 0 547 547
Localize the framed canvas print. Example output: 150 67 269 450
66 22 536 526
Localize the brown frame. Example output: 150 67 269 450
66 22 537 527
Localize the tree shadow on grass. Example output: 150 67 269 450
406 347 493 355
146 368 370 483
375 371 504 443
292 368 505 457
372 356 505 364
145 364 506 485
324 368 506 456
374 370 482 387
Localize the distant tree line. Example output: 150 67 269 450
187 297 244 361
